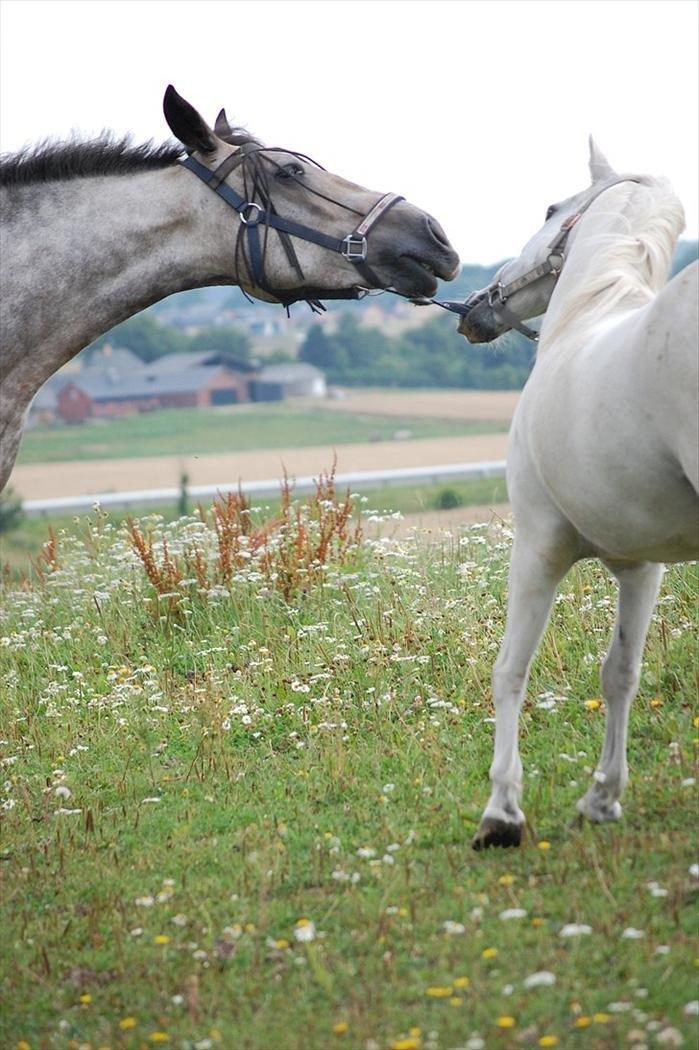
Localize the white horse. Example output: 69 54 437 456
458 139 698 849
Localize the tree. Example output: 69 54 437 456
89 313 187 362
187 325 251 361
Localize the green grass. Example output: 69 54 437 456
0 505 697 1050
17 405 506 464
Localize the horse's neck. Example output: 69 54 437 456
1 166 236 386
539 183 667 352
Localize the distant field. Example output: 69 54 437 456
17 404 508 465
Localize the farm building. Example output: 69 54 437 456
257 362 326 398
56 361 258 422
30 347 327 423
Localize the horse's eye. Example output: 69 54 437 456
545 204 557 221
276 163 304 180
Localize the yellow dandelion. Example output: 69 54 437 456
585 699 602 711
538 840 551 850
275 938 290 950
693 716 699 728
650 697 663 708
209 1030 222 1043
398 907 409 917
390 1040 421 1050
539 1038 559 1047
79 993 92 1004
592 1012 610 1024
16 1043 31 1050
426 985 453 998
453 976 470 989
498 874 515 886
449 997 463 1007
574 1017 591 1028
153 934 170 945
409 1028 421 1038
118 1018 138 1031
482 947 498 959
245 922 256 933
149 1034 169 1044
496 1016 516 1028
332 1021 349 1035
531 917 545 927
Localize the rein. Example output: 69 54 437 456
180 147 403 313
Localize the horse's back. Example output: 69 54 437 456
515 264 699 562
642 260 699 491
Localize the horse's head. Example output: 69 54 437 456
164 87 459 305
458 139 635 343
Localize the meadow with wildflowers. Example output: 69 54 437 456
1 476 697 1050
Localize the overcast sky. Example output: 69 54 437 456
1 0 697 264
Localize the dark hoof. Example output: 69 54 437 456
471 817 524 851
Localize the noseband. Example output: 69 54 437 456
468 176 642 340
181 147 403 313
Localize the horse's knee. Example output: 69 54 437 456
601 651 639 701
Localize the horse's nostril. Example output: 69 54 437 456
427 217 450 248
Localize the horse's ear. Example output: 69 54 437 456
214 108 233 138
588 136 615 182
163 85 217 154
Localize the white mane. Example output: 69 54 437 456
543 177 686 347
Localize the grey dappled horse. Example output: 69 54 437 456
0 87 459 491
459 140 698 849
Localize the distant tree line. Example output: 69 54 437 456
299 312 536 389
88 314 252 364
87 242 698 389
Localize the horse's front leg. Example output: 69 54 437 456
472 533 574 849
577 560 664 822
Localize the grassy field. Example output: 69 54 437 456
0 490 697 1050
17 405 506 465
0 475 509 579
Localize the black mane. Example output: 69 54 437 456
0 134 187 187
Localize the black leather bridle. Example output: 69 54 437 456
181 145 404 313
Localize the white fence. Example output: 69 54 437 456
21 460 507 518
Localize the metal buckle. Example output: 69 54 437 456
488 282 506 306
341 234 368 262
547 252 564 277
239 202 263 226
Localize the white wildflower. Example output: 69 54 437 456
655 1027 684 1048
524 971 556 989
499 908 527 920
294 919 316 943
442 921 465 935
622 927 645 940
560 923 592 937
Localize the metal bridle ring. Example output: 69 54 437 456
488 283 506 307
239 202 263 226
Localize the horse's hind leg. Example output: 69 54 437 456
577 560 664 823
472 532 574 850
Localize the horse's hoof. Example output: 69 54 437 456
576 793 622 823
471 816 524 850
